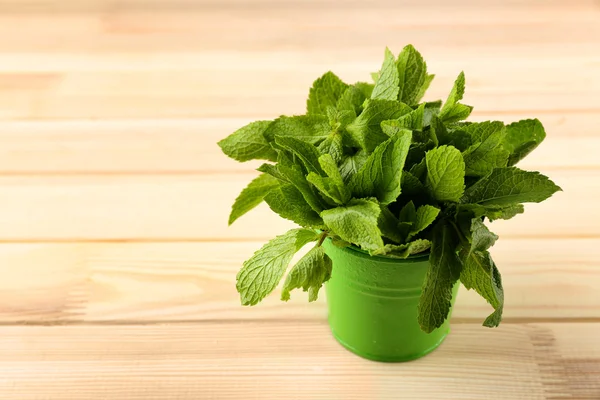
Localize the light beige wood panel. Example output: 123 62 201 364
0 47 598 75
0 0 595 10
0 66 598 119
0 3 597 119
0 322 598 399
0 116 595 173
0 169 589 240
0 239 597 323
0 119 240 174
0 1 597 54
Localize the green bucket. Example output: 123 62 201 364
323 239 459 362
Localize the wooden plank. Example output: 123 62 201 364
0 116 595 173
0 322 598 399
0 47 599 74
0 4 597 119
0 119 238 174
0 238 597 323
0 0 595 11
0 169 588 240
0 65 598 119
0 2 596 48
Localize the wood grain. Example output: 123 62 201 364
0 322 598 399
0 238 598 323
0 2 597 119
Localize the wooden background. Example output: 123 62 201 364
0 0 599 398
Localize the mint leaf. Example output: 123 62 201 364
423 100 442 127
470 218 498 252
256 163 288 182
396 45 427 105
339 151 368 183
418 221 462 333
218 120 277 162
378 205 404 243
258 163 325 212
346 99 413 152
373 239 431 258
326 107 354 131
229 173 280 225
317 132 344 163
441 104 472 124
263 115 330 145
401 171 427 198
275 136 324 175
464 147 509 178
398 103 425 130
487 204 525 221
446 131 473 152
399 200 417 223
320 154 351 203
350 129 412 204
319 154 346 188
462 121 509 177
428 116 444 147
412 129 434 146
455 208 474 239
503 119 546 166
461 203 525 222
459 246 504 327
380 119 403 138
371 48 400 101
356 82 374 98
331 236 351 248
337 84 369 116
443 72 465 107
462 167 562 207
281 246 332 302
409 157 427 180
277 148 295 167
483 263 503 327
307 72 349 115
321 199 384 252
456 218 502 326
406 142 432 171
425 145 466 202
307 154 351 205
431 116 472 151
236 229 319 305
307 173 344 206
381 103 425 133
397 200 417 239
408 205 440 239
453 122 475 130
416 74 435 104
439 72 473 123
264 184 325 228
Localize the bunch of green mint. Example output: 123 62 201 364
218 45 561 333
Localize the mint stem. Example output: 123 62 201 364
317 231 328 247
449 220 468 246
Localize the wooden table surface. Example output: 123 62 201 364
1 0 599 398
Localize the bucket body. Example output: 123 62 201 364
323 240 459 362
